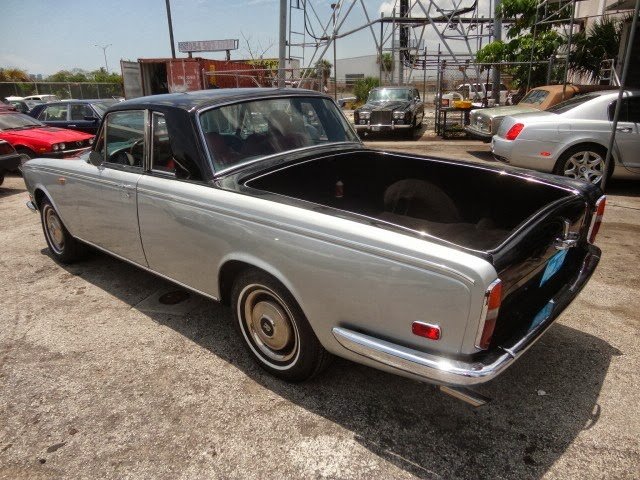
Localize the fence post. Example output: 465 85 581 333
79 83 83 99
547 56 554 85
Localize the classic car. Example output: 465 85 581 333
492 90 640 187
0 140 22 185
29 99 117 134
22 88 604 404
0 111 94 159
23 94 60 103
466 84 616 142
353 86 424 137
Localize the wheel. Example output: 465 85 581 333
0 172 4 186
40 197 86 264
16 147 35 159
554 145 611 186
231 269 331 382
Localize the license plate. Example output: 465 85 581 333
540 250 568 287
371 126 381 131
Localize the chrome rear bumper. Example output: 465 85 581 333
333 246 600 386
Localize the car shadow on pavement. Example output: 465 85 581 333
52 249 620 480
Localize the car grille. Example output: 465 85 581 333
370 111 392 125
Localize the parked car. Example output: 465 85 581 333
0 140 22 185
22 88 604 402
29 99 117 134
0 111 94 159
456 82 509 105
466 84 616 142
492 90 640 186
23 94 60 103
337 96 356 109
354 86 424 137
5 99 30 114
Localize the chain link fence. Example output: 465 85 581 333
0 82 124 100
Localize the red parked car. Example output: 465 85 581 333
0 111 94 159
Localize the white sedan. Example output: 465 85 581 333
491 90 640 186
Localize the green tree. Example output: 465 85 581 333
353 76 380 103
476 0 565 88
0 68 30 82
570 17 625 82
379 53 393 81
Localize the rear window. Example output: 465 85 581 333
547 94 600 114
520 89 550 105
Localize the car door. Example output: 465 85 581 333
82 109 147 265
613 97 640 173
69 103 100 134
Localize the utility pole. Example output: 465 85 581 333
165 0 176 58
278 0 287 88
331 3 338 100
492 0 501 104
94 44 111 72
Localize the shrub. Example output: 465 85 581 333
353 77 380 103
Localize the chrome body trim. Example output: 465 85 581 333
474 278 502 349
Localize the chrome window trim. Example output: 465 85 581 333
149 111 176 178
195 93 361 178
102 109 148 170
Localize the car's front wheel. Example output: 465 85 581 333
554 145 611 186
40 198 86 264
231 269 331 382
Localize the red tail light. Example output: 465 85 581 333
475 279 503 350
587 195 606 244
505 123 524 140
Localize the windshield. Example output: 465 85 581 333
0 113 44 130
547 93 600 114
91 101 116 116
199 96 359 172
367 88 413 102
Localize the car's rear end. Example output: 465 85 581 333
0 140 22 184
333 178 604 387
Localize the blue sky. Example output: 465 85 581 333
0 0 491 75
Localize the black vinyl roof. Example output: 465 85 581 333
116 88 329 112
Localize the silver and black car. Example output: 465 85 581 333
354 86 424 137
22 88 604 402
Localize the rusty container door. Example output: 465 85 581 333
167 59 203 92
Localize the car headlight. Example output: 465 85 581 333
360 111 370 119
52 144 59 151
393 111 406 119
59 143 66 150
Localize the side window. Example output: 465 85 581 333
151 112 175 174
627 98 640 123
39 104 68 121
104 110 145 168
609 100 629 122
70 104 94 121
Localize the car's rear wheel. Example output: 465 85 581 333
40 198 86 264
554 145 611 186
231 269 331 382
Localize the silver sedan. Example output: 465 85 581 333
491 90 640 185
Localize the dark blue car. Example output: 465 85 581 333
29 99 117 134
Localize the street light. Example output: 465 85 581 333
94 44 112 73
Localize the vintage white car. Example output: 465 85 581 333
22 88 604 404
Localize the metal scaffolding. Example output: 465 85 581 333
288 0 502 86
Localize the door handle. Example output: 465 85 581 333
117 183 134 198
616 127 632 133
68 124 77 128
